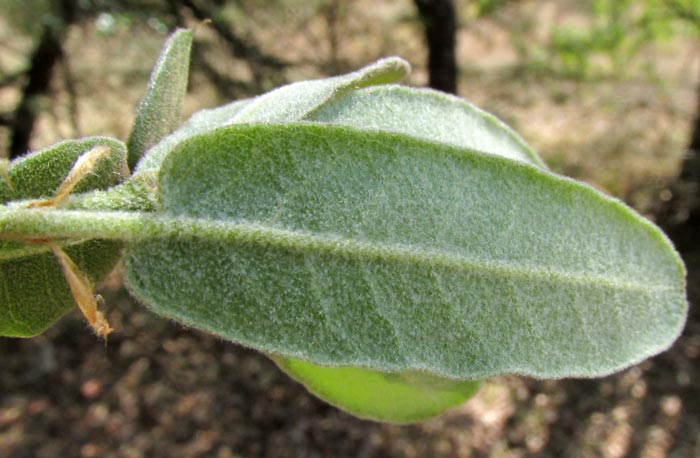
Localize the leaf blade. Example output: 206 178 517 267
126 28 193 170
0 137 128 337
121 124 686 379
309 85 546 168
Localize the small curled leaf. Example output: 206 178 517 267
0 137 128 337
0 137 129 204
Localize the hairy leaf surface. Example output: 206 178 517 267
136 57 408 172
309 85 546 168
137 99 252 172
0 138 128 336
127 28 193 169
123 124 687 379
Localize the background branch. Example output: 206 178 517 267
9 0 76 158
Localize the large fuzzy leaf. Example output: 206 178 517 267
120 124 687 380
132 56 547 421
0 138 128 336
127 29 193 169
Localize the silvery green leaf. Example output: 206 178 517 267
309 85 546 168
120 124 686 381
136 57 408 172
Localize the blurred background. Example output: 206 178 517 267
0 0 698 457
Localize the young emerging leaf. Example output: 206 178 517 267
0 138 128 336
127 28 193 170
231 56 409 123
122 124 686 382
136 57 409 172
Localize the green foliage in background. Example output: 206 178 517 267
547 0 700 79
0 29 688 423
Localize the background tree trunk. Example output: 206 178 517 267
413 0 458 94
173 0 289 91
662 45 700 253
679 59 700 196
9 0 75 158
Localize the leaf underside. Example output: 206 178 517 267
127 54 555 422
123 123 687 381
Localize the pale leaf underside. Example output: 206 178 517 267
116 124 686 380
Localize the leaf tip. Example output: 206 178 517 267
355 56 411 88
127 28 194 169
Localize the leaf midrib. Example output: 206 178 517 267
0 208 675 294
